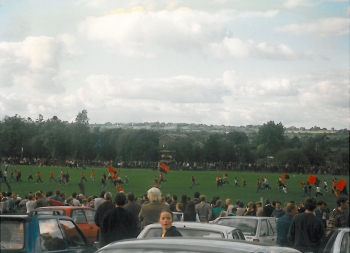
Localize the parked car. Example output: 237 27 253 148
212 216 277 244
35 206 98 243
0 213 96 253
138 221 245 240
95 237 302 253
319 227 349 253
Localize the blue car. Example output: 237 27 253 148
0 213 96 253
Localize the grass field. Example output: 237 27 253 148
0 165 346 210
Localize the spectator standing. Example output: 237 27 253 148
72 192 81 206
93 191 106 210
326 196 349 236
225 199 234 214
159 210 182 237
236 201 246 216
139 187 169 229
315 201 328 229
276 203 298 247
124 192 142 234
184 201 199 221
94 192 115 245
100 193 138 247
169 195 178 212
262 199 275 217
288 197 326 253
195 195 212 222
213 200 225 219
26 194 35 213
244 202 256 216
271 201 285 218
256 201 263 216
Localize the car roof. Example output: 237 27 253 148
217 216 276 220
99 238 301 253
144 221 240 233
35 206 94 210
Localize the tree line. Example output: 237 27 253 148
0 111 348 169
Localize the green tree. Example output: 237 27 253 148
204 134 223 162
256 121 285 154
275 149 309 166
225 131 249 145
75 109 89 124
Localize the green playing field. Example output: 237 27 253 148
0 165 344 209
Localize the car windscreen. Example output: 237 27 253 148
0 219 25 250
216 219 257 236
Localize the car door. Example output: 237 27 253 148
83 209 98 243
71 209 91 242
259 219 276 245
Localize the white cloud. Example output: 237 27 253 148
210 37 302 60
284 0 321 8
276 18 348 37
0 35 79 92
237 10 279 18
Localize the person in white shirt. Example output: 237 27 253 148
26 194 36 213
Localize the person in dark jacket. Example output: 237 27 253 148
262 199 274 217
124 192 142 234
159 210 182 237
288 197 326 253
94 192 114 244
276 203 298 247
100 193 138 247
184 201 198 221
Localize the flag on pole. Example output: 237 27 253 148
282 173 289 179
108 165 116 174
335 178 346 191
159 163 169 174
307 175 317 185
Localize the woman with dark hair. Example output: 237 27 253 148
159 210 182 237
183 201 199 222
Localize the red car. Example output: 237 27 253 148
35 206 98 243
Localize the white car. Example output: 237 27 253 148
319 227 349 253
138 221 245 240
212 216 277 244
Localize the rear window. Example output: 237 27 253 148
0 219 25 250
216 219 257 236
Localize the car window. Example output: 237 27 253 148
340 232 349 253
216 219 257 236
260 220 268 236
144 228 162 238
0 219 25 250
268 219 276 235
177 228 223 238
85 209 95 224
321 230 337 253
39 218 66 251
231 231 241 240
59 219 87 248
267 220 275 235
71 209 87 224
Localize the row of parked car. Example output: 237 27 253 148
1 206 348 253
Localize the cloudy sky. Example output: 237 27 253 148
0 0 348 129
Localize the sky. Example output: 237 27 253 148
0 0 349 129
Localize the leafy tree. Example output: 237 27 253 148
204 134 223 162
225 131 249 145
256 121 285 154
275 149 309 166
75 109 89 124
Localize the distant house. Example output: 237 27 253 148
158 134 188 148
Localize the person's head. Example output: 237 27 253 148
275 201 281 209
55 190 60 196
181 195 187 202
265 199 270 205
256 202 262 208
66 197 73 205
159 210 173 231
199 195 206 202
285 203 298 216
238 201 244 208
219 210 227 217
147 187 162 202
304 197 317 211
317 200 325 210
115 193 127 206
225 199 232 206
216 199 222 208
127 192 135 202
72 192 77 198
194 192 200 199
176 202 183 212
99 191 106 198
104 192 112 201
172 195 178 202
336 196 349 210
